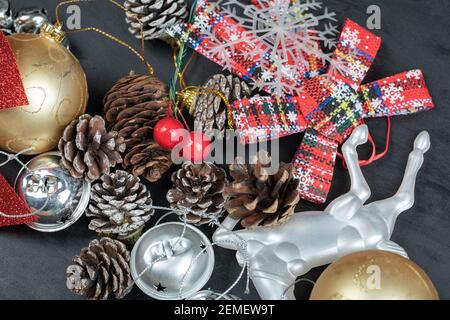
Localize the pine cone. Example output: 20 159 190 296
103 73 169 151
125 0 188 40
224 151 300 229
123 143 172 183
86 170 154 239
193 74 252 137
167 162 227 225
59 114 126 182
66 237 133 300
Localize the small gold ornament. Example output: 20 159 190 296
0 23 88 155
310 250 439 300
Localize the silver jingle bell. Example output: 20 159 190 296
0 0 13 32
13 7 49 34
187 290 241 300
131 222 215 300
15 152 90 232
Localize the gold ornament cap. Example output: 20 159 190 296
40 22 66 44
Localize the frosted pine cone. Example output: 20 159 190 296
125 0 188 40
66 238 133 300
58 114 126 182
167 162 227 225
86 170 154 240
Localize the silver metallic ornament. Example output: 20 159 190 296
13 7 49 34
0 0 13 34
213 125 431 300
131 222 215 300
15 152 90 232
187 290 241 300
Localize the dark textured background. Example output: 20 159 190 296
0 0 449 300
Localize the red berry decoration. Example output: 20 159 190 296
182 131 212 163
153 116 187 149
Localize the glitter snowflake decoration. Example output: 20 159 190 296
211 0 340 96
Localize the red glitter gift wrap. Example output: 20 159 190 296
0 174 36 227
0 32 29 110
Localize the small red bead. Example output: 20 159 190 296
153 117 187 149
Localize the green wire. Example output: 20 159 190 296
169 0 198 103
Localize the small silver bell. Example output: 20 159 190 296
131 222 215 300
13 7 49 34
15 152 90 232
0 0 13 33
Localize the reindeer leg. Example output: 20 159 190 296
252 259 312 300
326 125 371 221
365 131 430 235
212 216 242 250
390 131 430 211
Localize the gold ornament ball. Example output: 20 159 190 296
310 250 439 300
0 31 88 155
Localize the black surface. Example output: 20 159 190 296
0 0 449 300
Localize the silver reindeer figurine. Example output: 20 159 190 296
213 125 431 300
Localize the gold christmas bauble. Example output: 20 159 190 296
310 250 439 300
0 27 88 155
